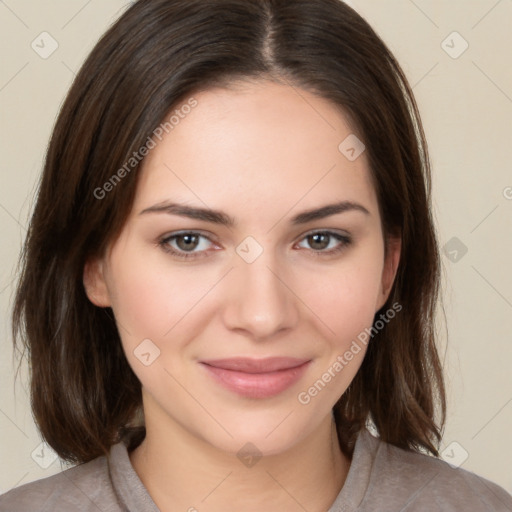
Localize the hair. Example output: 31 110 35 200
12 0 446 465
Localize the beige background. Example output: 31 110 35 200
1 0 511 496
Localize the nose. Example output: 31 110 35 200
222 253 299 340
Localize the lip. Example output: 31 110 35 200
201 357 310 373
199 357 311 398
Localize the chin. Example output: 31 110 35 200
196 409 322 457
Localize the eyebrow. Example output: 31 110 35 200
139 200 370 226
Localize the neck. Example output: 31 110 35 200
129 399 351 512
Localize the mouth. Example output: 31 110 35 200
199 357 312 399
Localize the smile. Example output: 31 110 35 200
199 358 312 399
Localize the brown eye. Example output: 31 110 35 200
175 234 200 252
296 231 352 256
307 233 330 250
159 231 216 259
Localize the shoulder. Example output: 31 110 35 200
0 452 120 512
359 430 512 511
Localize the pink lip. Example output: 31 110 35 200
199 357 311 398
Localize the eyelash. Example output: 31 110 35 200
158 230 352 260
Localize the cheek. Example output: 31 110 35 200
110 266 169 334
106 232 384 357
297 254 383 342
105 249 210 389
106 245 224 353
105 247 186 342
292 258 383 405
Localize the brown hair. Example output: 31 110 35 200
12 0 446 464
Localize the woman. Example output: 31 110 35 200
2 0 511 510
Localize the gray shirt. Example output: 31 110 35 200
1 428 511 511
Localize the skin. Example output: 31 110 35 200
84 79 401 512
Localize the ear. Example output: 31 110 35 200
83 257 112 308
376 235 401 312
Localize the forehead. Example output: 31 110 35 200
132 80 378 222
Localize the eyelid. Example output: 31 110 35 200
158 228 352 259
294 229 352 253
298 227 351 239
160 228 349 245
158 230 220 258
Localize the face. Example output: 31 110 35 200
84 79 400 456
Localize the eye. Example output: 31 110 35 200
296 231 352 256
158 229 352 261
159 231 217 259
